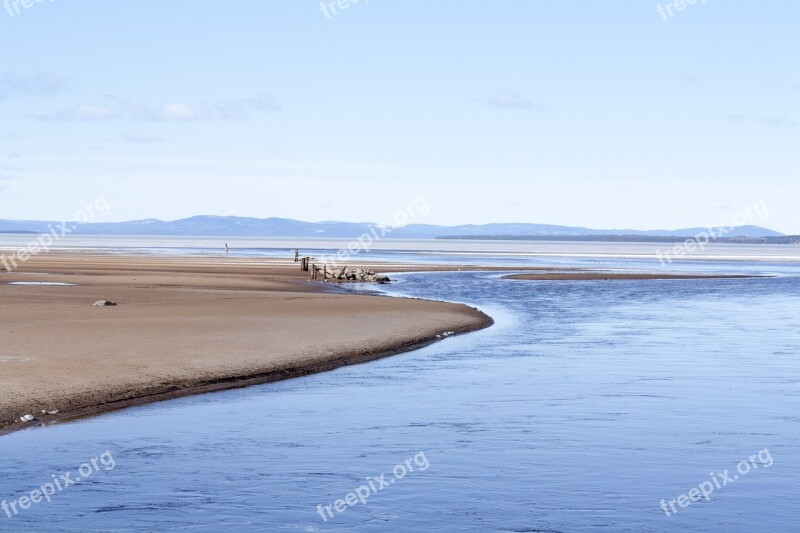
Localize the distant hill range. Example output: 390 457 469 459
0 216 793 243
439 234 800 244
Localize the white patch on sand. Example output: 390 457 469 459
7 282 76 286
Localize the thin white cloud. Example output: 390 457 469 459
33 94 281 123
0 173 16 191
238 93 282 112
129 94 280 121
129 101 243 121
728 114 796 128
478 90 552 111
0 72 66 99
122 130 166 144
118 94 281 122
28 104 119 121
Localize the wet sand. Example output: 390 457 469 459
0 253 493 432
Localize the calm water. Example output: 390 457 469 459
3 234 800 265
1 252 799 531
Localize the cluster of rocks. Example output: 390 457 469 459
341 269 391 284
298 253 391 284
310 263 391 283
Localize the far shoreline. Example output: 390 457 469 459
503 273 766 281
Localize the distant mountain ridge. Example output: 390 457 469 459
0 215 785 239
438 234 800 245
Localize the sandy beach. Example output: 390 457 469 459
0 253 493 432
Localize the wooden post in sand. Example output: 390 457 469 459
337 266 347 280
294 249 299 262
311 263 317 279
300 257 309 272
323 265 328 280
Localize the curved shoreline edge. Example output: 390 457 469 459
0 253 496 437
1 304 493 437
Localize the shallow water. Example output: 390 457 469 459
3 234 800 265
1 259 799 531
6 282 76 286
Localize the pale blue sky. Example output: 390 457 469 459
1 1 798 232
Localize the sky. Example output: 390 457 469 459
0 1 798 232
